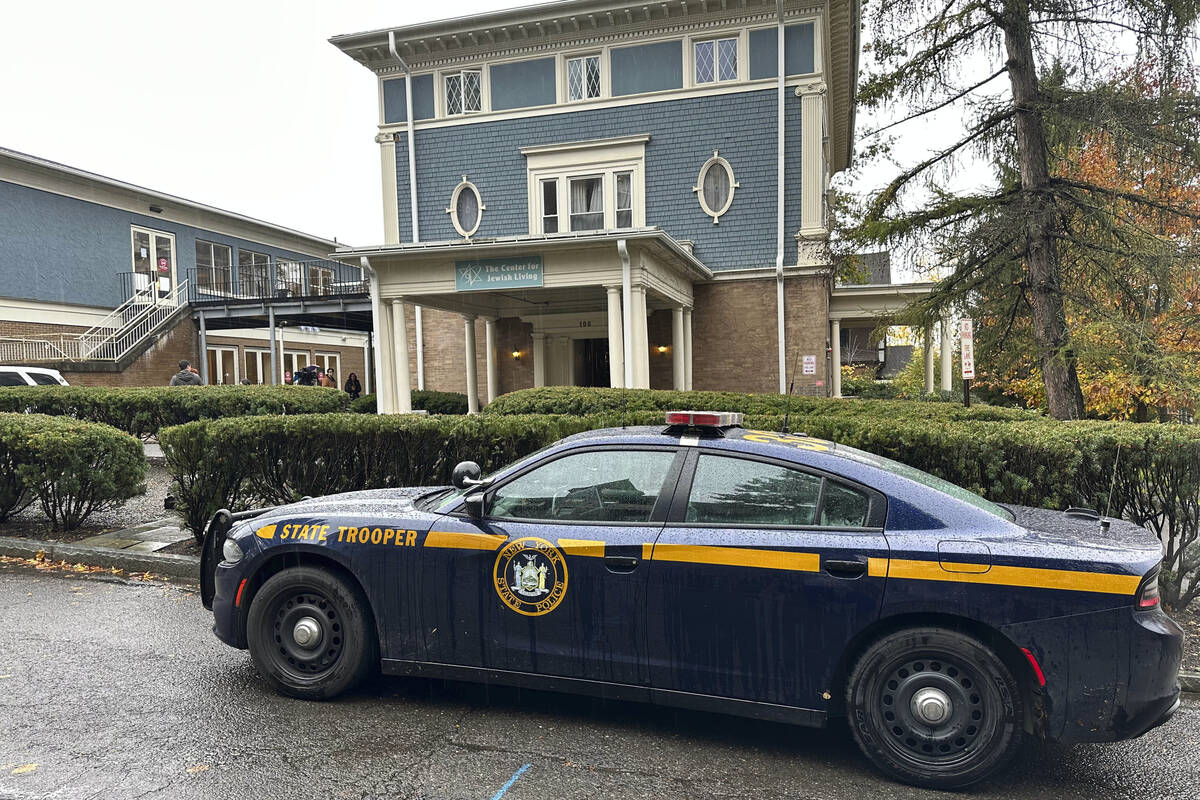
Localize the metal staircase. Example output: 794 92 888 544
0 280 191 365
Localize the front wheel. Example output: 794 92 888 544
846 627 1026 790
246 566 377 700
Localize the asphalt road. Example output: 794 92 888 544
1 562 1197 800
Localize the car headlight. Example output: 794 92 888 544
222 537 244 564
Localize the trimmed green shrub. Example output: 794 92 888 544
160 413 590 542
482 386 1039 422
350 390 470 415
0 385 349 439
0 413 146 530
0 416 35 521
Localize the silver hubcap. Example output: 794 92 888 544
292 616 322 649
910 687 953 725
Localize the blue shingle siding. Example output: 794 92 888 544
0 180 338 309
748 23 816 79
610 40 684 96
395 88 804 270
490 57 557 111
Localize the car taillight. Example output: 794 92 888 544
1136 570 1160 609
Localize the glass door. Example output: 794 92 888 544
130 227 176 303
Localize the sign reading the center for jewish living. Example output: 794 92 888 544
455 256 544 292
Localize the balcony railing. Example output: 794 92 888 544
186 259 367 304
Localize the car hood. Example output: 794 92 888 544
248 485 452 528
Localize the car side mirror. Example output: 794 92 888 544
452 460 483 489
464 491 486 519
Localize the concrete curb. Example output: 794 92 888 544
0 536 198 581
1181 671 1200 695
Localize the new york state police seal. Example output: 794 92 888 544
493 536 568 616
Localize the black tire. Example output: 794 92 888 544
846 627 1025 790
246 566 377 700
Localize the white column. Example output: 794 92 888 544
278 322 287 384
799 87 828 238
671 307 685 391
830 318 842 398
374 304 393 413
267 306 278 386
414 305 425 390
390 299 412 413
532 333 546 387
198 313 209 384
484 317 498 405
924 325 936 394
377 133 400 245
940 316 953 392
630 285 651 389
606 286 625 388
682 307 693 390
463 315 479 414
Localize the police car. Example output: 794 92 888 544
201 412 1182 789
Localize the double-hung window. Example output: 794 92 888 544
540 179 560 234
568 176 605 231
444 69 482 115
694 37 738 84
195 241 232 293
615 172 633 228
566 55 602 101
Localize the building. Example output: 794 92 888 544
329 0 944 412
0 147 372 388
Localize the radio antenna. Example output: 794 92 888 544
1104 443 1122 521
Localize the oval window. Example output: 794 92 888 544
694 152 738 224
448 179 484 238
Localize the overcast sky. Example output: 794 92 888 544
0 0 963 255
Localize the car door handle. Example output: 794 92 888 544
824 559 868 579
604 555 639 573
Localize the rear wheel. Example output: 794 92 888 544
246 566 377 700
846 627 1025 789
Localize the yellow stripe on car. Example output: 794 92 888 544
423 530 507 551
557 538 606 558
649 544 821 573
881 558 1141 595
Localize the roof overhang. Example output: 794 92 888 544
829 282 935 321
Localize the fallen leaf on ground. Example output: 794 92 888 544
12 764 37 775
187 764 210 774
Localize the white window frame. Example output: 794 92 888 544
563 53 604 103
277 261 304 296
522 135 649 235
693 150 739 224
539 178 560 234
129 226 177 300
446 177 485 238
686 29 749 89
195 240 233 294
692 36 740 85
615 170 633 229
244 347 271 385
282 350 310 382
441 68 484 116
205 345 240 385
314 352 341 382
237 249 270 296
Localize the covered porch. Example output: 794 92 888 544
339 230 711 413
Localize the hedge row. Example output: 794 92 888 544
0 386 349 438
349 390 470 415
0 414 146 530
481 386 1039 422
161 406 1200 608
159 413 591 541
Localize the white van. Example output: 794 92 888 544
0 366 70 387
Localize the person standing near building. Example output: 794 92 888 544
169 360 203 386
344 372 362 399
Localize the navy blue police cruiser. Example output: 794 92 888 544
201 411 1182 789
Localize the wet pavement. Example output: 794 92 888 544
0 561 1197 800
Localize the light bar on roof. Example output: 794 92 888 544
664 411 744 427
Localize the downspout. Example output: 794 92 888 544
361 256 387 414
618 239 634 389
390 30 425 390
775 0 788 394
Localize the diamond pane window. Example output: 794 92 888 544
444 70 481 116
445 74 462 115
717 38 738 81
694 40 715 84
568 55 601 101
462 70 481 112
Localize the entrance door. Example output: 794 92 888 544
576 338 610 387
206 347 239 385
130 227 175 302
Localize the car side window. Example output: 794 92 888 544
28 373 60 385
0 371 27 386
488 449 677 523
686 454 871 528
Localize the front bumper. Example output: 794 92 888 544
1003 605 1183 744
212 561 248 649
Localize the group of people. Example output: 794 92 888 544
168 359 363 399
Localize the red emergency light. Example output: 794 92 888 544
664 411 744 427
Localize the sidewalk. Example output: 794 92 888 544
0 514 198 580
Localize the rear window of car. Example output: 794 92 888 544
0 371 28 386
28 372 60 385
829 443 1014 521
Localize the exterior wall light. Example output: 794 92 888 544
512 350 521 360
657 345 669 355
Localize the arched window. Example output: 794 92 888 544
693 151 738 224
447 177 484 238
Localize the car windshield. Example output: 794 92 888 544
829 442 1015 521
